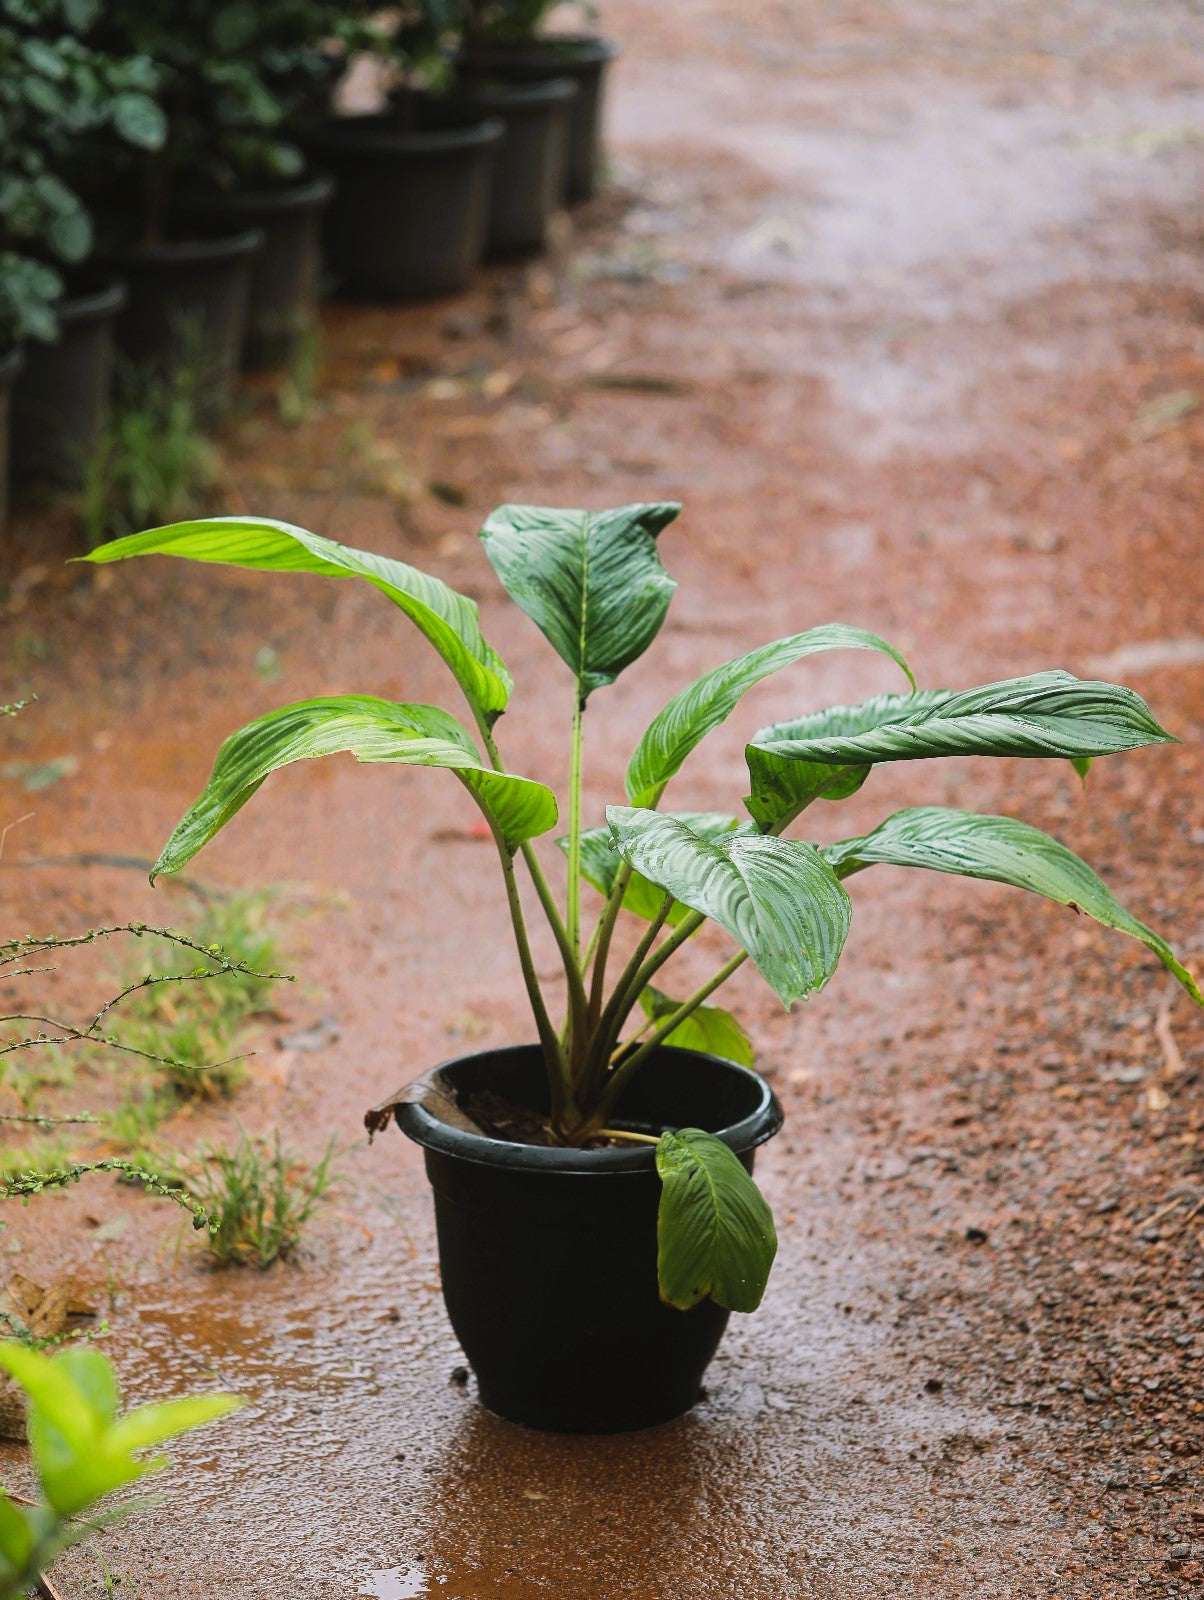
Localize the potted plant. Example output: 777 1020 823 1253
0 0 164 497
162 0 355 369
82 503 1201 1432
459 1 616 203
299 3 504 300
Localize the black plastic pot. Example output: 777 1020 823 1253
0 346 22 535
11 278 125 491
302 114 503 300
98 229 263 421
174 174 335 369
450 78 578 257
391 1044 783 1433
462 35 616 203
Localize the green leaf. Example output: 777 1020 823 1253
639 986 755 1066
479 502 680 700
110 91 168 150
626 624 914 807
606 807 851 1005
573 812 742 926
746 674 1175 831
825 807 1202 1004
656 1128 777 1311
82 518 512 721
153 697 557 877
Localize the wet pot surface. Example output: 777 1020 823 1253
392 1044 783 1433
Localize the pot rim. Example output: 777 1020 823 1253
464 33 618 67
175 172 337 215
453 76 580 112
391 1043 783 1174
99 228 265 267
303 113 505 159
56 277 127 326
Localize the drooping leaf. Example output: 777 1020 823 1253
626 624 914 807
824 807 1202 1004
82 518 512 720
153 697 557 878
656 1128 777 1311
638 986 755 1066
571 812 742 925
479 502 680 699
746 674 1175 831
606 807 851 1005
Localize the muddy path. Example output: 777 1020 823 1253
2 1 1203 1596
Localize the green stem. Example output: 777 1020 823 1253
566 694 585 962
596 950 749 1122
582 895 677 1092
586 861 634 1029
594 1128 660 1146
491 825 572 1124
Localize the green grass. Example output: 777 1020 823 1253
170 1132 337 1268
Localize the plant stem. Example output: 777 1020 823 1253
566 693 585 963
596 950 750 1122
582 895 675 1092
586 861 633 1028
594 1128 660 1146
490 825 571 1123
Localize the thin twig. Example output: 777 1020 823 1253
1154 997 1185 1079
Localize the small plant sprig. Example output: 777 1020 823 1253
0 1341 239 1600
82 504 1202 1313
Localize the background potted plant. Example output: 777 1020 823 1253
0 0 164 499
300 2 504 300
83 502 1201 1432
459 1 616 203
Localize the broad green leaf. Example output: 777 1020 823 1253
571 812 742 926
626 624 914 807
747 674 1174 831
656 1128 777 1311
82 518 512 720
154 697 557 878
638 985 755 1066
479 502 680 699
107 1393 243 1456
606 807 851 1005
825 807 1202 1004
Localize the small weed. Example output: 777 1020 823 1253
277 325 322 428
115 894 282 1100
173 1132 337 1268
0 1134 71 1184
81 362 219 547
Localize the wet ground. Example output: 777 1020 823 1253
2 0 1204 1595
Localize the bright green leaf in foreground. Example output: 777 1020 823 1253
153 696 557 878
607 806 851 1006
572 812 743 926
656 1129 777 1311
82 517 512 720
824 807 1202 1003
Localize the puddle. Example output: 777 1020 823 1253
361 1566 427 1599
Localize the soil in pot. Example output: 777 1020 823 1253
173 175 335 370
97 228 263 422
301 112 503 300
10 277 126 493
461 35 617 203
0 346 23 535
383 1043 783 1433
448 78 578 257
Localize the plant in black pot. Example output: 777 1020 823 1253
83 503 1201 1433
0 0 164 499
300 1 504 300
459 0 615 204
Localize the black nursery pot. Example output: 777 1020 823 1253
393 1044 783 1433
98 228 263 421
0 346 23 535
174 174 335 369
302 113 503 300
463 35 617 203
450 78 578 257
11 277 125 491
